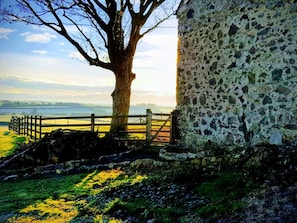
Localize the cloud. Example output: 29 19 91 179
20 32 57 43
0 52 115 88
0 76 113 93
141 33 177 49
0 28 15 39
0 76 176 106
132 32 177 95
133 33 177 70
135 32 177 59
69 51 85 61
0 76 114 104
32 50 48 55
136 49 159 58
64 24 90 34
133 49 161 69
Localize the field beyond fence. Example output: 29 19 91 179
8 109 180 145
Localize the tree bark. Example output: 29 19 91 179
109 59 135 135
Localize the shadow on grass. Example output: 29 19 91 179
0 173 87 222
0 169 149 223
0 149 262 223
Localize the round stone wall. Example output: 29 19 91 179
176 0 297 148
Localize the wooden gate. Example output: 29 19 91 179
150 113 171 144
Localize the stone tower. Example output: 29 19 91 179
176 0 297 148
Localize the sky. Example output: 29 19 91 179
0 7 178 107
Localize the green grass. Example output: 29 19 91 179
0 162 262 223
0 125 261 222
104 198 183 223
0 174 87 213
3 131 10 136
0 128 29 158
194 171 258 220
0 169 149 223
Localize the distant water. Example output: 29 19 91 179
0 105 109 116
0 105 174 117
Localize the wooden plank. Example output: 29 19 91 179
41 116 90 120
152 113 170 116
42 123 91 127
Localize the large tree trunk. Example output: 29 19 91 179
109 60 135 135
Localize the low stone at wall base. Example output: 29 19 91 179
159 143 297 186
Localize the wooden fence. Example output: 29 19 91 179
9 109 180 145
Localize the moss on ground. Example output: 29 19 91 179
194 171 259 220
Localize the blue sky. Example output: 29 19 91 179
0 13 178 106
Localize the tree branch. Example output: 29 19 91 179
45 0 112 70
1 0 177 73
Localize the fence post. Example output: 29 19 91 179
30 116 33 139
22 116 25 135
26 115 29 136
91 113 95 132
27 115 30 136
170 109 180 144
12 116 16 132
39 116 42 139
17 117 21 135
21 117 24 135
146 109 152 145
8 117 12 130
34 116 37 141
15 116 17 133
19 117 22 134
23 116 25 135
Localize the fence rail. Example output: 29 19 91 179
8 109 179 145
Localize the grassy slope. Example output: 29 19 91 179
0 162 260 223
0 122 262 223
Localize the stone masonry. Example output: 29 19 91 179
176 0 297 148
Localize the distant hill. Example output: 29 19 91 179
0 100 82 107
0 100 174 116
